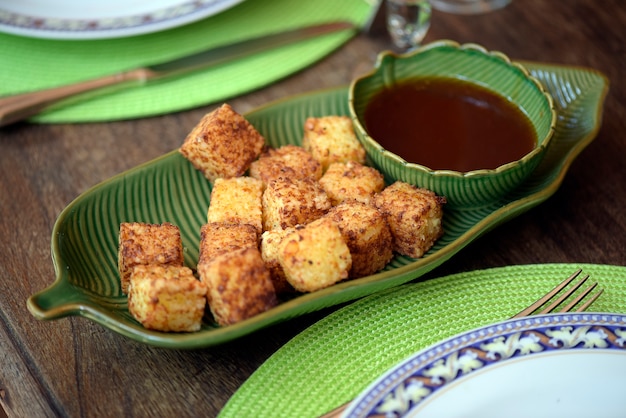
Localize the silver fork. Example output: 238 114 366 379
511 268 603 318
319 268 604 418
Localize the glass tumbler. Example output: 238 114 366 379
386 0 432 50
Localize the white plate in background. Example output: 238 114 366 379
0 0 244 40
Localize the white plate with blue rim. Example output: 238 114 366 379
0 0 243 40
344 313 626 418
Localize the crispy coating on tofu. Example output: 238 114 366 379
197 248 277 326
260 228 296 294
118 222 184 294
198 222 258 266
326 201 394 278
262 177 331 231
373 182 446 258
249 145 322 188
319 161 385 206
179 104 265 182
302 116 366 172
207 177 264 235
128 265 207 332
277 218 352 292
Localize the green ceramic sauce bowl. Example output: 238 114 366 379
349 40 556 209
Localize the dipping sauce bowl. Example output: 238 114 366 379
349 40 556 209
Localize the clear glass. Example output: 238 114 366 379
429 0 511 14
386 0 432 50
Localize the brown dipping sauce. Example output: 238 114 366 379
363 77 537 172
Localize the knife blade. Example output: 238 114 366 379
0 21 356 127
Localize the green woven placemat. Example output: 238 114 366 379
220 263 626 418
0 0 372 123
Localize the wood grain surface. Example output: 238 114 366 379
1 1 625 416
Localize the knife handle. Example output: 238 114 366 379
0 68 156 127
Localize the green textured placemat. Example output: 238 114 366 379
220 263 626 418
0 0 372 123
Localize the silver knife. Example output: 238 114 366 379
0 21 355 127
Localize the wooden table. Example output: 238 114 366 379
1 1 625 416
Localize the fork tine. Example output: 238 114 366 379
511 269 583 318
557 280 596 312
539 274 590 314
573 287 604 312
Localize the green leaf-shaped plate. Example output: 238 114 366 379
27 62 608 348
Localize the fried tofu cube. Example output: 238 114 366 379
302 116 366 172
326 201 394 278
198 248 277 326
319 161 385 206
128 265 207 332
373 182 446 258
179 104 265 182
198 222 258 266
118 222 184 294
277 218 352 292
207 177 263 235
260 228 296 294
249 145 322 188
262 177 331 231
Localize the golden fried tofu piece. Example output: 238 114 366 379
179 104 265 182
118 222 184 294
373 182 446 258
249 145 322 188
198 248 277 326
326 201 394 278
302 116 366 172
260 228 296 294
198 222 258 266
277 217 352 292
262 177 331 231
319 161 385 206
207 177 263 235
128 265 207 332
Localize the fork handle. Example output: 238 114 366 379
0 68 156 127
